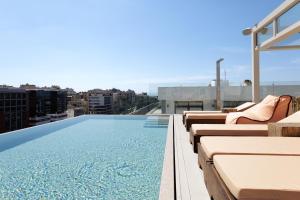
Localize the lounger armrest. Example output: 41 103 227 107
221 108 238 113
268 122 300 137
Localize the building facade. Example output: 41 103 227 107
0 87 28 133
27 89 67 126
88 93 112 114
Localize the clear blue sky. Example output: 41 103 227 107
0 0 299 93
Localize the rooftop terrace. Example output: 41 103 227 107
159 1 300 199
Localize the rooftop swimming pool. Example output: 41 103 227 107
0 115 169 199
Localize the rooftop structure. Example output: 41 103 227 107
244 0 300 102
158 83 300 114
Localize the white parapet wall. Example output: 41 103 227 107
158 85 300 114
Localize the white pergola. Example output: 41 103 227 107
244 0 300 103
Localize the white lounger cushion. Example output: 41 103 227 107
201 136 300 159
214 155 300 200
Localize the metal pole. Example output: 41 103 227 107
216 58 224 110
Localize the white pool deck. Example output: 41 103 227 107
159 114 211 200
174 114 210 200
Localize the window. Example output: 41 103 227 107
4 94 10 99
5 100 10 107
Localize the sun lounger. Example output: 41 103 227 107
189 124 268 152
226 95 293 124
184 102 256 130
198 136 300 194
185 95 292 132
185 113 228 131
182 102 255 124
197 110 300 195
189 95 294 152
199 136 300 167
182 110 221 124
209 155 300 200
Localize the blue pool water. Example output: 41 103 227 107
0 115 169 199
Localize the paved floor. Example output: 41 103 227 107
174 114 210 200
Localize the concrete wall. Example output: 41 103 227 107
158 85 300 114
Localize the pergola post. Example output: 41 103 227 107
252 32 260 103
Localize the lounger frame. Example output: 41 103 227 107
185 118 225 131
197 143 236 199
184 102 256 131
182 111 221 124
189 133 201 152
198 143 210 170
190 128 268 153
207 163 237 200
186 95 292 132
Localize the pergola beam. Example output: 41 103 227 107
263 45 300 51
260 21 300 51
252 0 300 34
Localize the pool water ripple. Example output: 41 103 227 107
0 116 168 199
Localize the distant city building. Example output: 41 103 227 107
126 90 136 105
20 83 38 90
27 89 67 126
135 93 151 109
0 87 28 133
64 88 77 96
111 90 137 114
74 107 84 117
67 93 88 114
0 84 157 132
88 93 112 114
